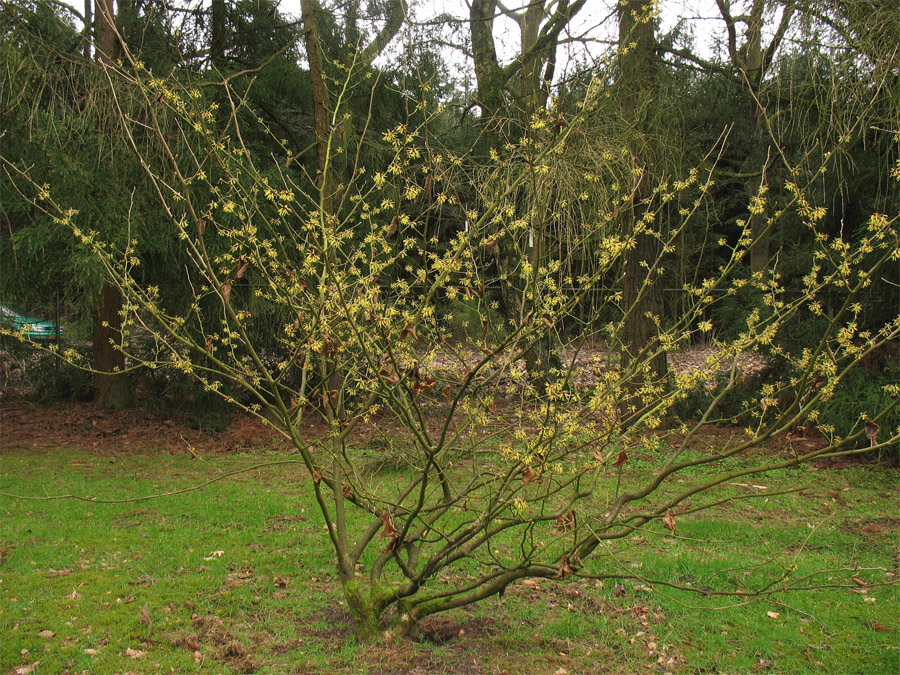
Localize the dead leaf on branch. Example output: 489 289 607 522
556 555 574 579
555 510 576 532
341 484 352 499
380 513 398 538
662 510 677 533
521 465 537 485
312 470 323 485
400 322 418 341
235 259 249 279
865 421 880 446
318 388 339 408
386 215 399 237
613 449 628 467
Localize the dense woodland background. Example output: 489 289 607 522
1 0 897 431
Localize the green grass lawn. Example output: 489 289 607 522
1 444 897 674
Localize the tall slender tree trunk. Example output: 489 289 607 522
715 0 796 273
93 282 130 409
470 0 565 393
92 0 131 409
95 0 115 62
617 0 668 409
211 0 227 68
742 1 769 274
83 0 92 58
301 0 335 214
300 0 345 419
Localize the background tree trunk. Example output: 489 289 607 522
617 0 668 404
211 0 227 68
93 282 130 409
83 0 92 58
92 0 130 409
95 0 115 62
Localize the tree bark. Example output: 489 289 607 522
93 282 130 409
742 0 769 273
83 0 92 59
95 0 115 63
211 0 227 68
470 0 504 132
715 0 796 273
469 0 572 392
617 0 668 402
90 0 130 409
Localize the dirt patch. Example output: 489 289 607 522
308 605 355 641
217 640 257 674
413 615 499 644
846 516 900 535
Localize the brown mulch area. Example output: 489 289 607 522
0 342 858 464
0 394 838 466
424 342 768 391
0 398 287 455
